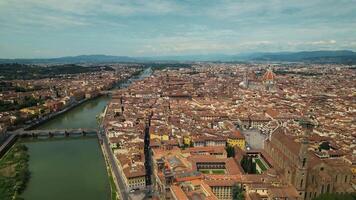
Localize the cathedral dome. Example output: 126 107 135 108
262 69 276 82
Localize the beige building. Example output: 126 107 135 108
115 153 146 191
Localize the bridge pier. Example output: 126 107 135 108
48 132 53 137
64 131 69 137
82 131 87 136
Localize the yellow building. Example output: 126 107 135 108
183 135 192 146
227 131 246 150
20 107 40 115
150 133 169 141
351 166 356 175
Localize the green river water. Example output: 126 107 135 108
21 96 111 200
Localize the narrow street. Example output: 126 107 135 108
144 115 153 199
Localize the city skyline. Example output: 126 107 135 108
1 1 355 200
1 0 356 58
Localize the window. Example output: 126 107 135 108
300 179 304 188
302 158 307 167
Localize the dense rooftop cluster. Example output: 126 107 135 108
0 65 140 133
102 63 355 200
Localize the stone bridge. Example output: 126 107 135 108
10 128 98 137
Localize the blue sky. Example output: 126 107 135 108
0 0 355 58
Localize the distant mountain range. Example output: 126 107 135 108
1 50 356 64
0 55 138 64
241 50 356 64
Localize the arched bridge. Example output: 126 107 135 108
9 128 98 138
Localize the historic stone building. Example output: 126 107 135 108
264 121 354 200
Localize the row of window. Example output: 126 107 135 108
129 179 145 184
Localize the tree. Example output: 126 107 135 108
246 157 252 173
251 162 257 174
226 146 235 157
232 183 244 200
189 141 194 147
241 156 249 173
319 141 331 151
241 156 257 174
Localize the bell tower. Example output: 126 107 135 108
294 118 314 199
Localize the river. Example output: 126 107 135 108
20 67 152 200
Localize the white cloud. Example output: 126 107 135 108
0 0 181 30
0 0 355 57
102 0 181 16
310 40 337 45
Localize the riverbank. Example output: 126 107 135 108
97 105 119 200
0 97 100 155
100 138 120 200
8 71 140 132
25 98 90 130
0 143 30 200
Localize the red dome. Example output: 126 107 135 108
263 69 276 81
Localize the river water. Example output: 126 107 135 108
21 96 111 200
21 67 152 200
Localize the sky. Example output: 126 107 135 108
0 0 356 58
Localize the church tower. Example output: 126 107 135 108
295 118 314 199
